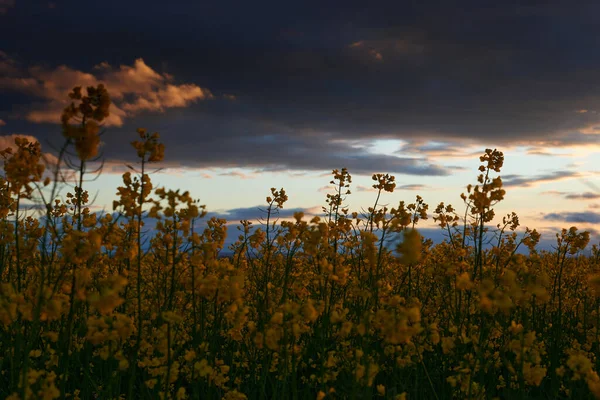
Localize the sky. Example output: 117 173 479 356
1 0 600 250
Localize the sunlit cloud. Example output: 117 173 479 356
0 51 20 75
527 132 600 150
0 54 212 126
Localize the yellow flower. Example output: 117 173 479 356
355 364 365 381
29 349 42 358
184 350 196 362
119 358 129 371
194 359 213 378
509 321 524 335
176 387 187 400
162 311 184 324
589 273 600 296
222 390 248 400
441 337 455 354
523 363 546 386
397 229 422 264
456 272 474 290
270 311 284 325
145 379 157 389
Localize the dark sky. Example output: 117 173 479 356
1 0 600 175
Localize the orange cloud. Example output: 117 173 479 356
0 55 212 126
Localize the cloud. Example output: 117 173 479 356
4 2 600 148
525 149 554 156
502 171 581 188
543 211 600 224
319 182 427 194
4 1 600 173
354 185 377 192
210 205 318 222
397 140 488 159
565 192 600 200
526 132 600 148
218 170 257 180
113 118 452 176
0 0 15 15
349 36 426 63
231 148 449 176
0 51 19 76
398 184 427 191
542 190 600 200
353 183 427 192
0 55 211 126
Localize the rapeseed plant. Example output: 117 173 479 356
2 86 600 399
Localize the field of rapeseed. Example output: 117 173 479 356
1 85 600 400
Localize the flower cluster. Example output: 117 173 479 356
1 88 600 400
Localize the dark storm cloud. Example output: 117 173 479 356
161 123 449 176
2 0 600 172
